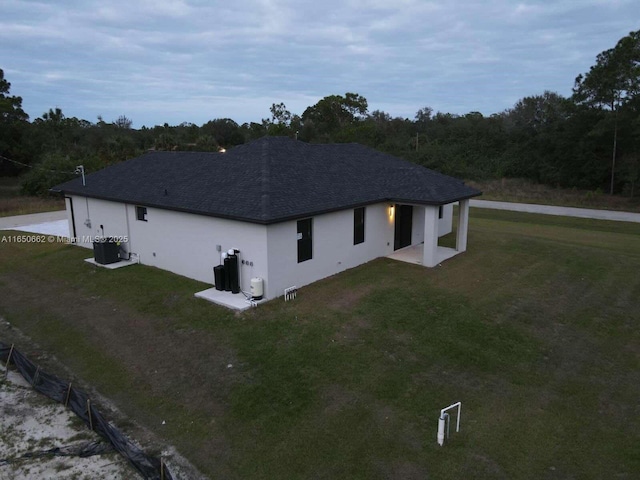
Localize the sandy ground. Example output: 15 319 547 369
0 317 207 480
0 368 139 480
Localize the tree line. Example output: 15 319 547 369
1 30 638 197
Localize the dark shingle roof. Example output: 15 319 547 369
52 137 481 224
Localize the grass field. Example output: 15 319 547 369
468 177 640 212
0 177 64 217
0 209 639 479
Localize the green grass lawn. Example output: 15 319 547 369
1 209 639 479
468 177 640 212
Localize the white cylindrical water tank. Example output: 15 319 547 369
250 277 264 300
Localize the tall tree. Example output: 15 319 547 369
0 69 28 123
201 118 244 146
414 106 433 124
114 115 133 129
270 102 292 125
34 107 67 151
506 91 570 132
265 102 293 136
302 93 368 139
0 68 30 174
573 30 640 193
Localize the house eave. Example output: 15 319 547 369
388 191 482 207
56 189 482 226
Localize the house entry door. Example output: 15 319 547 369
297 218 313 263
393 204 413 250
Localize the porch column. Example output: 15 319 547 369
422 205 439 267
456 199 469 252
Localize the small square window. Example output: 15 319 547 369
136 206 147 222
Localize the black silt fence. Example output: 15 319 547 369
1 341 174 480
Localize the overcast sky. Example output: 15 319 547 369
1 0 637 128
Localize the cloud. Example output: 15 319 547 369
1 0 638 126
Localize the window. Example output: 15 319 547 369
438 206 443 219
136 206 147 222
297 218 312 263
354 207 365 245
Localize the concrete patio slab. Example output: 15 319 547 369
84 258 139 270
388 244 423 265
387 244 459 266
194 287 266 311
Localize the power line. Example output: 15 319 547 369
0 154 80 175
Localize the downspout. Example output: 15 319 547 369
125 204 132 258
84 197 92 229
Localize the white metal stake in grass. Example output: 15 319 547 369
437 401 461 446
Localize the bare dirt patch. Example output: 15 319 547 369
0 369 137 480
320 384 360 416
375 460 430 480
327 284 375 310
332 316 371 345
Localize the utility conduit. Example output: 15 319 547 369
437 401 461 446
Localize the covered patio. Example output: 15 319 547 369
387 199 470 267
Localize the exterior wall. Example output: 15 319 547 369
438 203 454 236
68 196 129 250
68 196 269 293
65 196 458 302
410 203 453 245
265 203 395 299
412 206 425 245
127 206 268 291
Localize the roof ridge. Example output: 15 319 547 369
259 138 270 221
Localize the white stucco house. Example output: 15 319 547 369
52 137 481 301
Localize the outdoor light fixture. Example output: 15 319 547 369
389 204 395 219
75 165 86 186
